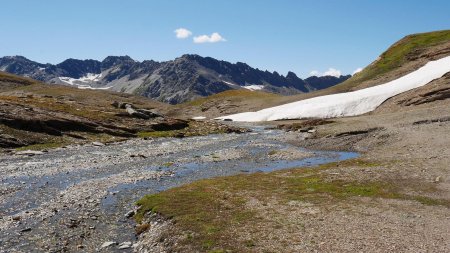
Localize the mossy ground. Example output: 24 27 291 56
135 159 449 252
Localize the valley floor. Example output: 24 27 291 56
1 122 351 252
1 95 449 252
135 99 450 252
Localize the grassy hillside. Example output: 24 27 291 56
337 29 450 92
0 71 39 89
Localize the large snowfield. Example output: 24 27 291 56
216 56 450 122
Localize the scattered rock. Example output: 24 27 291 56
435 176 441 183
118 242 132 249
92 142 105 147
130 154 147 158
112 101 135 109
101 241 117 248
12 216 21 221
121 103 162 120
125 210 135 218
15 150 45 156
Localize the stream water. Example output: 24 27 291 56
0 124 358 252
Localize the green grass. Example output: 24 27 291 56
137 130 178 138
15 142 65 151
183 89 281 107
135 158 450 251
268 150 278 156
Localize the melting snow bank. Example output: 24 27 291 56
216 56 450 122
192 116 207 120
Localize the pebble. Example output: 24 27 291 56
118 242 132 249
125 210 135 218
101 241 117 248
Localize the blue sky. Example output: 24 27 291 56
1 0 449 77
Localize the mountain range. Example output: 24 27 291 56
0 55 350 104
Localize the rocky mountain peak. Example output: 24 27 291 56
101 55 135 69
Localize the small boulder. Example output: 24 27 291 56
92 142 105 147
111 101 120 108
101 241 117 248
125 105 151 119
118 242 132 249
125 210 135 218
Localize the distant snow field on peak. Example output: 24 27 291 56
222 80 238 86
243 85 264 91
222 81 264 91
58 73 107 90
217 56 450 122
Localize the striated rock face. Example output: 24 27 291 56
0 54 350 104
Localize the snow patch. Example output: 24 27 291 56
77 85 113 90
38 67 46 71
58 73 106 90
192 116 207 120
243 85 264 91
59 73 102 85
222 80 238 86
217 56 450 122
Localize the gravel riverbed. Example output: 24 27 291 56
0 125 357 252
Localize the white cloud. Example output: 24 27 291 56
309 68 342 77
174 28 192 39
309 70 320 76
193 32 226 43
352 67 363 75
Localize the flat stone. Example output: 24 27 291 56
118 242 132 249
125 210 135 218
101 241 117 248
15 150 45 156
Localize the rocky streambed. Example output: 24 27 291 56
0 124 357 252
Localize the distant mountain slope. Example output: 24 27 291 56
0 54 350 104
